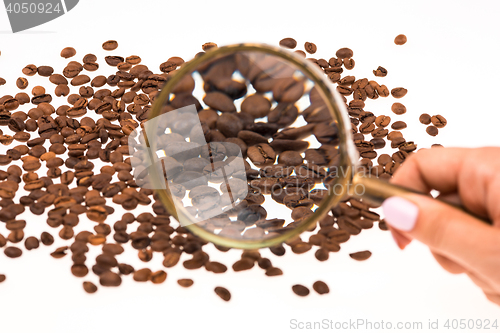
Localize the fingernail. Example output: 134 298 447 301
382 197 419 232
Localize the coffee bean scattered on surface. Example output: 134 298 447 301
373 66 388 77
426 126 439 136
83 281 98 293
391 87 408 98
349 250 372 261
0 36 444 301
102 40 118 51
292 284 310 296
178 279 194 287
214 286 231 301
431 115 447 128
202 42 218 51
61 47 76 59
304 42 317 54
391 102 406 115
312 281 330 295
394 34 407 45
279 38 297 49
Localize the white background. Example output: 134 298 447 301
1 1 499 332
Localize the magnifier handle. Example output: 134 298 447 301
351 173 491 225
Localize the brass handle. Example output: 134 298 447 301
350 173 491 225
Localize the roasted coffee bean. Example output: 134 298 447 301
426 125 439 136
391 102 406 115
304 42 317 54
16 77 28 89
373 66 387 77
40 232 54 245
336 48 353 59
419 113 431 125
4 246 22 258
391 87 407 98
83 281 97 293
265 267 283 276
279 38 297 49
391 121 407 130
205 261 227 273
22 64 37 76
292 284 310 296
24 236 39 250
214 286 231 301
99 271 121 287
349 250 372 261
37 66 54 77
102 40 118 51
431 115 447 128
247 144 276 166
394 34 407 45
312 281 329 295
241 94 271 118
177 278 194 287
61 47 76 59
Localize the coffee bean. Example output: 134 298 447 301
40 232 54 245
61 47 76 59
16 77 28 89
22 64 37 76
241 94 271 118
279 38 297 49
37 66 54 77
4 246 22 258
391 121 407 130
99 271 122 287
391 87 407 98
232 258 254 272
83 281 97 293
431 115 447 128
278 150 303 166
394 34 407 45
24 236 39 250
202 42 217 51
214 286 231 301
349 250 372 261
204 92 236 112
0 274 5 283
102 40 118 51
373 66 387 77
336 48 353 59
178 278 194 287
133 268 152 282
419 113 431 125
247 144 276 166
304 42 317 54
426 125 439 136
391 103 406 115
312 281 329 294
292 284 310 296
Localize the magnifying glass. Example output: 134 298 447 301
127 44 470 249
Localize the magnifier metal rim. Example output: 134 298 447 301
145 43 358 249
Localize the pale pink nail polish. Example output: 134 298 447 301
382 197 419 232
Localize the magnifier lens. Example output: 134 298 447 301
130 45 354 249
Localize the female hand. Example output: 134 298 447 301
382 147 500 305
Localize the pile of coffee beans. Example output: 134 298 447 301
0 36 442 300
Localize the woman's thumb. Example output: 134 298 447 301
382 195 498 269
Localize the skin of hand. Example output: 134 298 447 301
381 147 500 306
